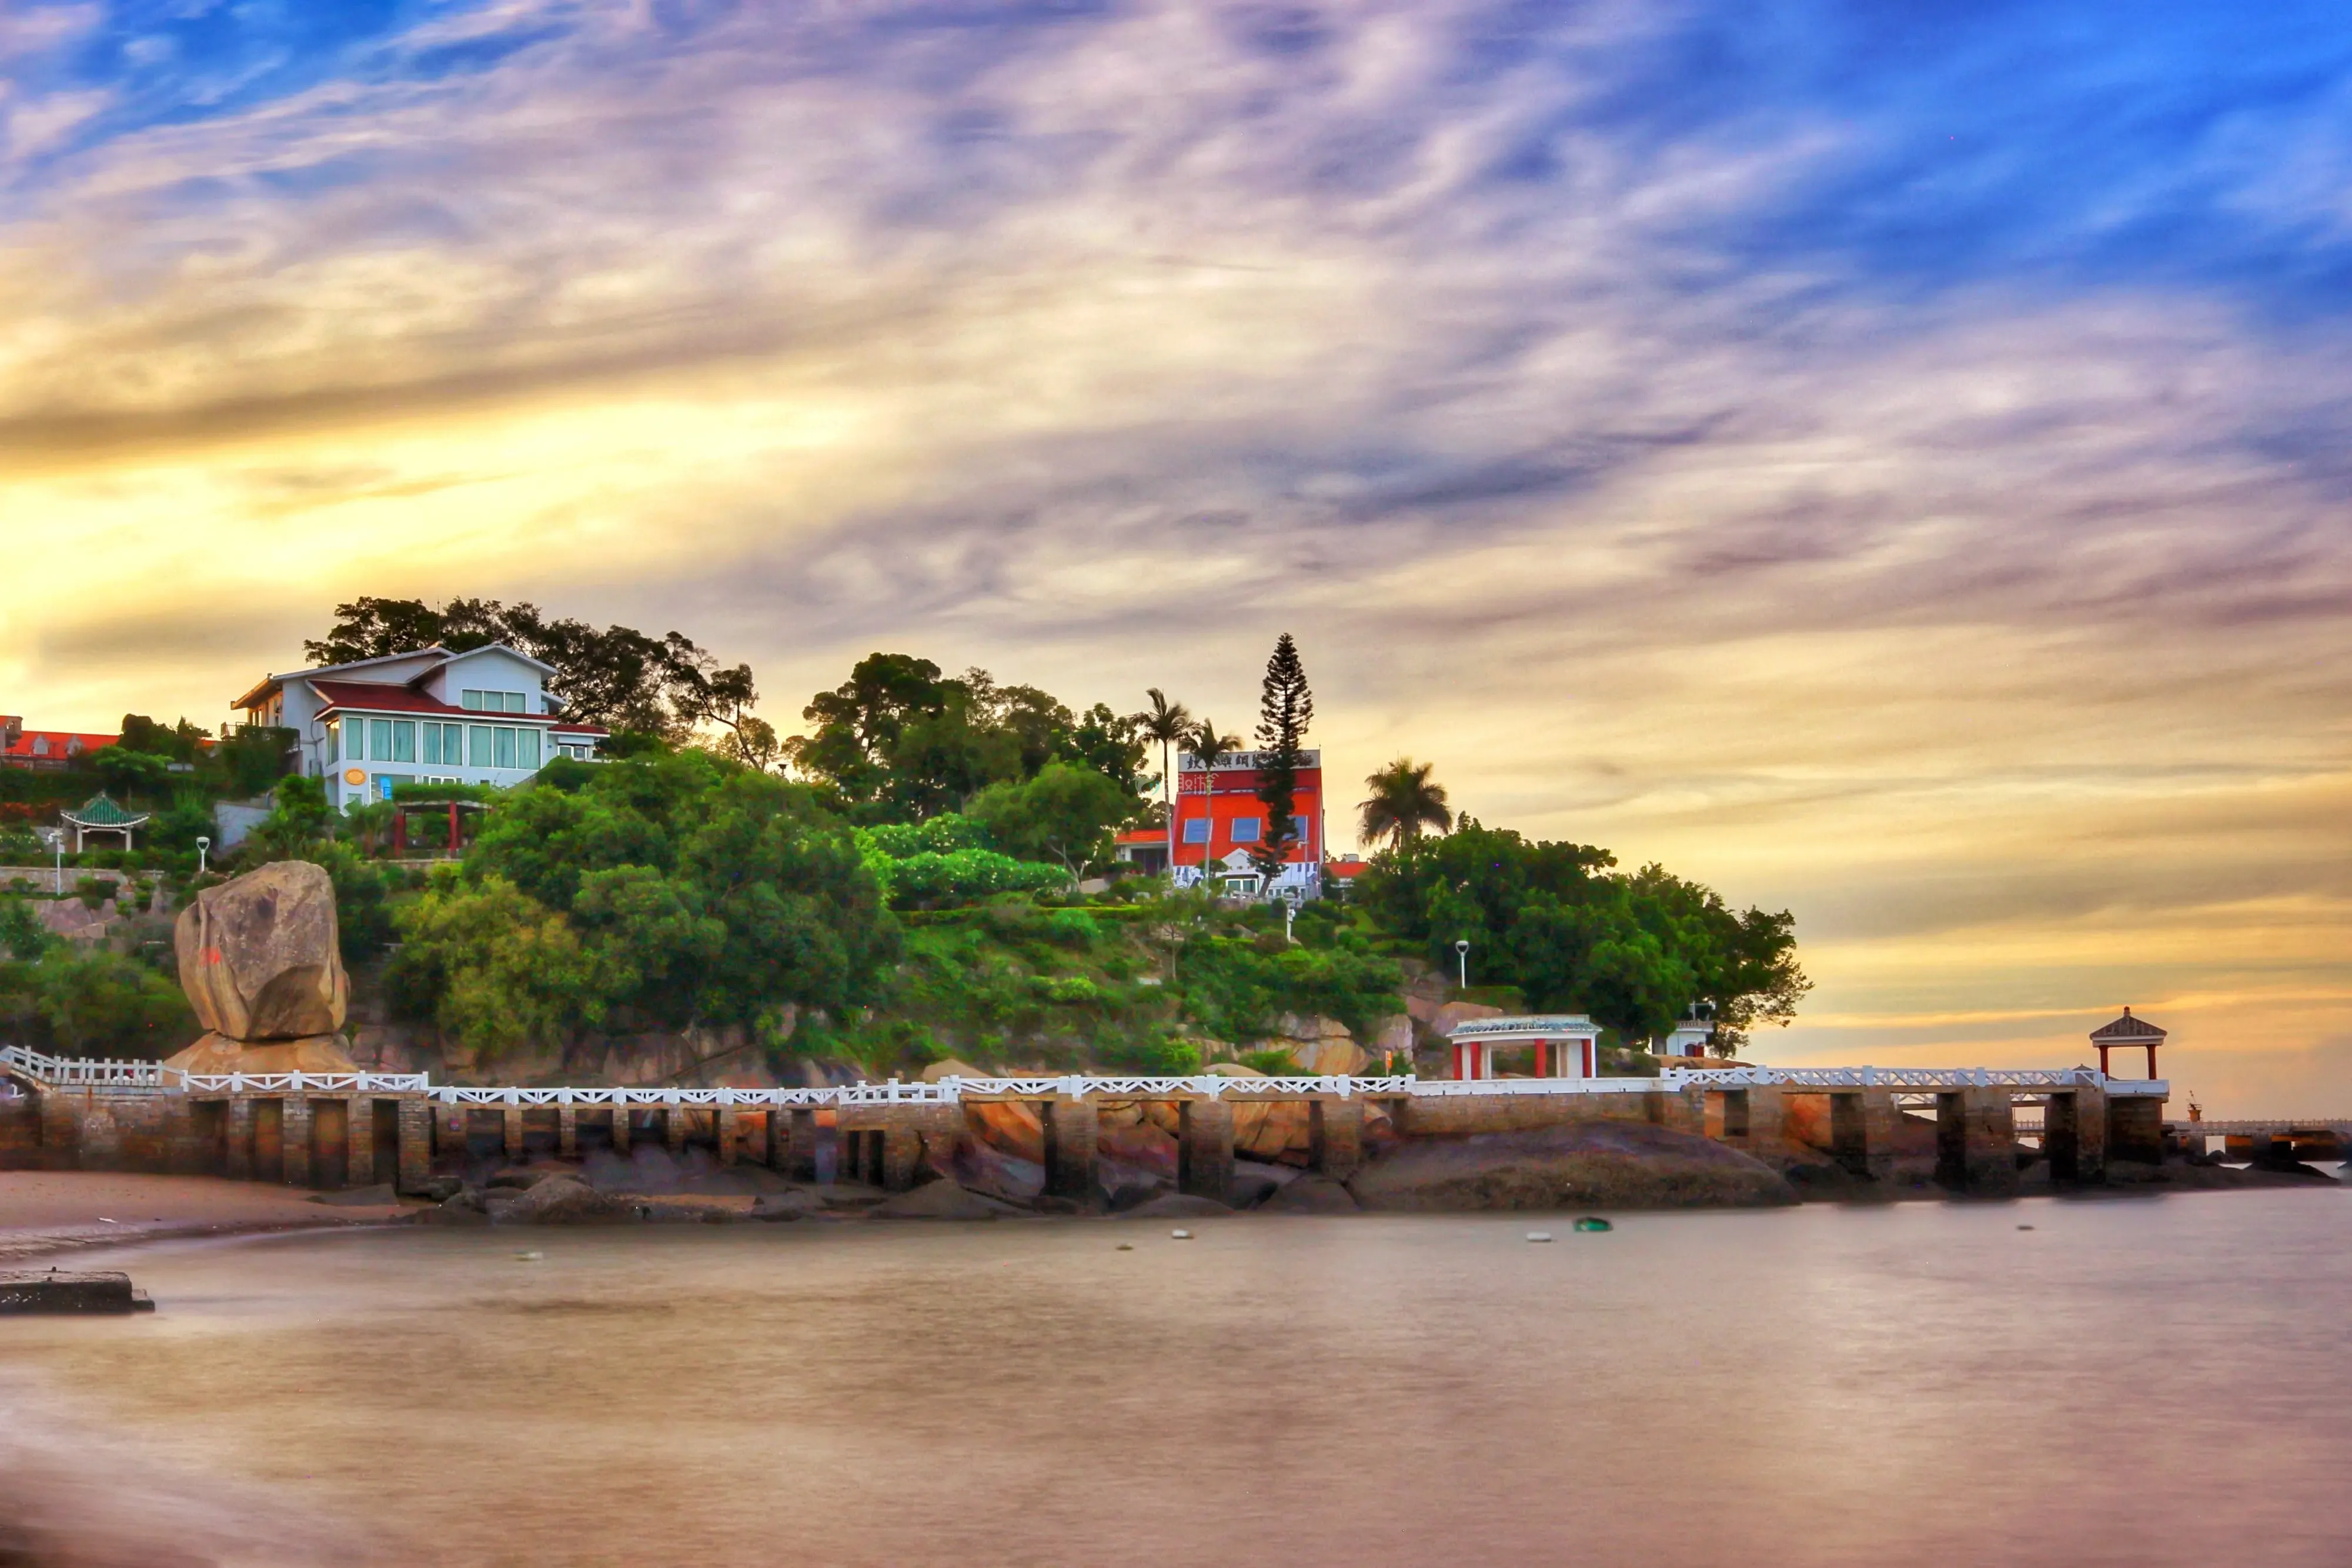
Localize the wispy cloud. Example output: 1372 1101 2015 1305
0 0 2346 1111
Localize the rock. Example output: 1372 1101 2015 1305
420 1193 490 1226
1428 1000 1504 1037
1288 1036 1370 1076
163 1032 359 1076
750 1189 824 1221
488 1169 554 1191
1115 1193 1234 1220
1227 1171 1281 1209
953 1141 1044 1203
964 1099 1047 1165
1105 1181 1165 1212
920 1057 990 1083
1098 1119 1177 1182
495 1176 632 1225
871 1181 1024 1220
819 1181 891 1209
171 861 349 1041
307 1183 397 1207
1348 1122 1800 1211
415 1175 464 1202
1266 1175 1359 1213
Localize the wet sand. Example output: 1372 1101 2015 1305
0 1171 407 1264
2 1189 2348 1567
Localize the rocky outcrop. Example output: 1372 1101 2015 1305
163 1033 356 1076
871 1181 1025 1220
172 861 348 1042
1348 1121 1799 1211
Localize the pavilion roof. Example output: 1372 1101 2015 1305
61 792 149 828
2089 1008 2166 1043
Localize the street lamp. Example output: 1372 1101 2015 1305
195 835 211 878
38 827 62 895
1454 937 1470 991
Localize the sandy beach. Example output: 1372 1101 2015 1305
0 1172 409 1265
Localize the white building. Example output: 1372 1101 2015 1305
231 644 604 813
1444 1015 1602 1081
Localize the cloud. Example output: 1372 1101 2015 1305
0 0 2345 1111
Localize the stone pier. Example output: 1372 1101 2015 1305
280 1096 312 1187
502 1108 524 1164
1935 1087 2018 1196
663 1107 686 1157
1176 1099 1234 1203
2108 1096 2164 1165
396 1099 433 1193
610 1106 632 1155
1043 1096 1100 1209
347 1098 376 1187
2044 1085 2106 1183
715 1107 740 1167
557 1106 579 1159
1308 1098 1365 1181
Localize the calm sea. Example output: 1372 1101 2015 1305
4 1189 2348 1567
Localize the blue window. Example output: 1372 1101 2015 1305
370 718 393 761
495 727 518 770
1230 817 1262 842
468 725 493 768
1293 815 1312 845
1182 818 1212 844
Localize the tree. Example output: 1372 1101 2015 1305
1132 687 1192 877
1358 757 1452 849
304 597 757 741
1251 633 1314 882
966 761 1140 878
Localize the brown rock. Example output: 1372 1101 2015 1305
872 1181 1024 1220
964 1099 1047 1164
495 1175 632 1225
1348 1122 1799 1211
920 1057 990 1082
1266 1175 1360 1213
173 861 348 1041
1428 1000 1504 1037
163 1032 359 1076
1287 1036 1369 1076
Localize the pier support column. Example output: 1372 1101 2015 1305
716 1107 740 1168
881 1125 922 1192
500 1108 524 1164
38 1091 77 1171
435 1105 470 1162
1042 1096 1100 1210
1177 1099 1234 1205
557 1106 578 1160
610 1106 632 1156
1830 1089 1897 1180
347 1097 376 1188
2107 1096 2164 1165
226 1096 254 1180
396 1099 432 1193
1935 1088 2017 1196
1309 1098 1365 1181
281 1096 313 1188
781 1108 817 1182
663 1106 687 1157
2045 1086 2106 1183
1739 1085 1785 1152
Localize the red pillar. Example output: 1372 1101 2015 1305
392 808 405 857
447 801 460 854
2097 1044 2110 1077
1582 1039 1595 1078
2146 1044 2159 1081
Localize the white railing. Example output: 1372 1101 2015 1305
1446 1015 1598 1040
2 1051 2169 1105
0 1045 171 1091
179 1071 433 1095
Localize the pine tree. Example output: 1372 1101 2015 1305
1251 633 1314 883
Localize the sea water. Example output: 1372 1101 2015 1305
2 1190 2348 1566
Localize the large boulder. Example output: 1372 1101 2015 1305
163 1032 358 1076
493 1175 633 1225
1287 1034 1370 1076
173 861 348 1041
963 1099 1047 1165
871 1181 1025 1220
1348 1121 1799 1211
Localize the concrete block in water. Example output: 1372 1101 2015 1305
0 1270 155 1315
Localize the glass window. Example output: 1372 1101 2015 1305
469 725 493 768
324 720 339 764
460 689 484 711
495 727 517 770
516 727 540 770
392 720 416 762
1230 817 1262 842
369 718 392 761
1293 814 1312 844
1182 818 1212 844
421 723 441 767
505 691 527 713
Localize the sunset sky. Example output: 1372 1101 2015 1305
4 1 2347 1112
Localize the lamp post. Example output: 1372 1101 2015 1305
39 827 62 895
1454 937 1469 991
195 835 211 878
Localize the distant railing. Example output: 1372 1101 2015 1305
2 1050 2169 1105
0 1045 170 1091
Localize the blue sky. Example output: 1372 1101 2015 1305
2 0 2348 1108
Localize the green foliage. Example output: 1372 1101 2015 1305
305 596 759 741
0 824 47 861
0 914 196 1059
1237 1046 1298 1075
851 813 1067 909
117 714 210 764
788 652 1148 823
147 790 218 852
1251 632 1314 878
1174 936 1404 1045
1358 820 1809 1049
74 876 111 911
213 727 294 797
389 755 898 1044
966 761 1140 874
93 748 173 797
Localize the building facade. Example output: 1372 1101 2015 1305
1146 748 1325 899
1 718 118 770
230 645 604 813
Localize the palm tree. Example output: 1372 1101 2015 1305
1131 687 1191 880
1359 757 1452 850
1184 717 1242 885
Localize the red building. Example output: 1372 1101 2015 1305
1 718 118 770
1118 748 1325 897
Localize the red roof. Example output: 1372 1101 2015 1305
312 679 482 718
1324 859 1371 878
1114 826 1165 844
4 730 117 760
549 720 609 735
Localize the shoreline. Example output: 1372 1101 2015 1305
2 1160 2338 1265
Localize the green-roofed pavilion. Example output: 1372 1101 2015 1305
61 792 150 852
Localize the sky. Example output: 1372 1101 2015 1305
2 0 2347 1113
